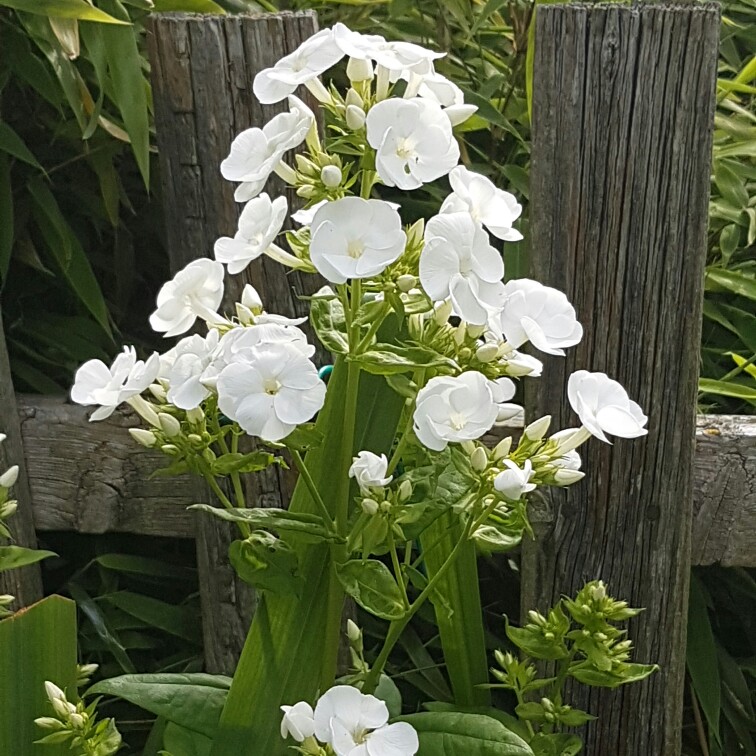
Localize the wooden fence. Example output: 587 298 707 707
0 6 753 755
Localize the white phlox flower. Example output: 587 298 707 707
413 371 498 452
349 451 393 491
280 701 316 743
309 197 407 283
149 258 225 338
488 377 522 424
253 28 344 104
214 194 288 274
217 342 325 442
221 95 314 202
494 278 583 356
568 370 648 444
71 347 160 421
313 685 419 756
494 459 536 501
165 330 220 410
366 98 459 190
440 166 522 241
391 68 477 126
419 212 505 326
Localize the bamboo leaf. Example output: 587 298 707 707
0 0 130 23
699 378 756 400
0 122 44 171
0 545 56 572
104 591 202 643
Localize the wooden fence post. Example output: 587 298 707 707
521 4 720 755
146 11 320 674
0 312 43 608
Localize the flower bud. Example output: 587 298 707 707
397 479 412 502
345 104 366 131
148 383 167 402
470 446 487 472
127 395 161 428
34 717 64 731
296 184 318 200
550 427 587 455
347 56 374 82
0 594 13 606
396 274 416 293
186 407 204 424
320 165 342 188
475 343 499 363
460 440 476 455
524 415 551 441
158 413 181 438
492 436 512 461
379 500 392 513
161 444 180 456
235 302 254 325
0 500 17 519
541 697 555 712
78 663 99 678
187 433 204 447
361 498 379 515
433 300 453 325
346 619 361 644
590 582 607 602
0 433 5 444
453 324 466 346
129 428 157 448
69 712 85 729
0 465 18 489
553 469 585 486
345 87 364 109
467 324 486 339
528 609 544 625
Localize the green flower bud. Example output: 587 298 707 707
129 428 157 448
346 619 361 643
320 165 343 188
398 479 412 502
470 446 488 472
0 500 17 519
397 274 416 293
493 437 512 460
361 498 379 515
158 412 181 438
148 383 167 402
524 415 552 441
186 407 205 424
475 343 499 363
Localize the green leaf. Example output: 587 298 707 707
356 343 456 375
212 450 277 475
163 722 213 756
94 554 196 583
0 122 43 171
229 534 302 596
0 545 56 573
335 559 407 621
687 574 721 746
0 0 130 23
153 0 226 10
374 674 402 719
530 733 583 756
399 712 534 755
568 662 658 688
104 591 202 643
0 596 78 756
706 268 756 301
505 618 569 661
88 674 231 738
310 292 349 355
698 378 756 400
282 423 325 452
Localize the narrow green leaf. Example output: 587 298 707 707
94 554 196 582
0 122 43 171
0 545 56 573
153 0 226 10
0 0 130 23
104 591 202 643
698 378 756 400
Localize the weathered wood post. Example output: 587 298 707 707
522 4 720 754
0 313 43 608
146 11 320 674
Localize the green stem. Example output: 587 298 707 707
386 417 412 477
203 472 251 538
356 302 390 353
290 449 337 535
550 647 577 707
513 686 536 739
388 527 410 610
229 433 246 510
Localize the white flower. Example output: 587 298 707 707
393 69 477 126
253 28 344 104
0 466 19 489
494 459 536 501
309 197 406 284
419 212 505 325
313 685 418 756
280 701 316 742
292 200 327 226
217 343 325 442
221 96 314 202
149 259 225 338
568 371 648 443
488 377 522 424
165 330 220 410
494 279 583 356
72 347 160 421
440 166 522 241
214 194 288 275
349 451 393 491
555 449 582 471
413 372 498 452
502 349 543 377
366 98 459 190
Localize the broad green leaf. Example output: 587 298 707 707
356 343 456 375
530 733 583 756
88 674 231 738
163 722 213 756
154 0 226 10
374 674 402 719
568 661 658 688
335 559 407 621
0 154 13 283
0 545 56 573
399 712 535 755
698 378 756 400
229 534 302 595
687 574 721 746
104 591 202 643
705 268 756 301
0 122 43 171
0 0 129 23
310 293 349 354
0 595 78 756
211 450 277 475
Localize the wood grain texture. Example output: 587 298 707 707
522 5 720 755
0 313 43 608
146 11 319 673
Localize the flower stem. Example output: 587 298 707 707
388 527 410 610
202 472 251 538
290 449 337 535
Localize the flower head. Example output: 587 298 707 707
568 371 648 443
165 330 220 410
420 212 505 325
494 459 536 501
349 451 393 492
71 347 160 421
221 96 314 202
217 342 325 442
366 98 459 190
280 701 316 742
149 258 225 338
214 194 288 274
495 279 583 356
413 371 498 451
440 166 522 241
309 197 407 283
254 28 344 104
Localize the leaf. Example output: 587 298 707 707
568 662 658 688
706 268 756 301
229 534 302 596
373 674 402 719
530 733 583 756
104 591 202 643
98 0 151 186
357 343 456 375
397 627 454 703
335 559 407 621
505 617 569 661
0 122 43 171
698 378 756 400
154 0 226 10
211 450 277 475
310 292 349 355
687 573 721 746
0 596 78 756
399 712 534 755
0 545 56 573
282 423 325 452
94 554 196 583
0 0 130 23
88 674 231 738
163 722 213 756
